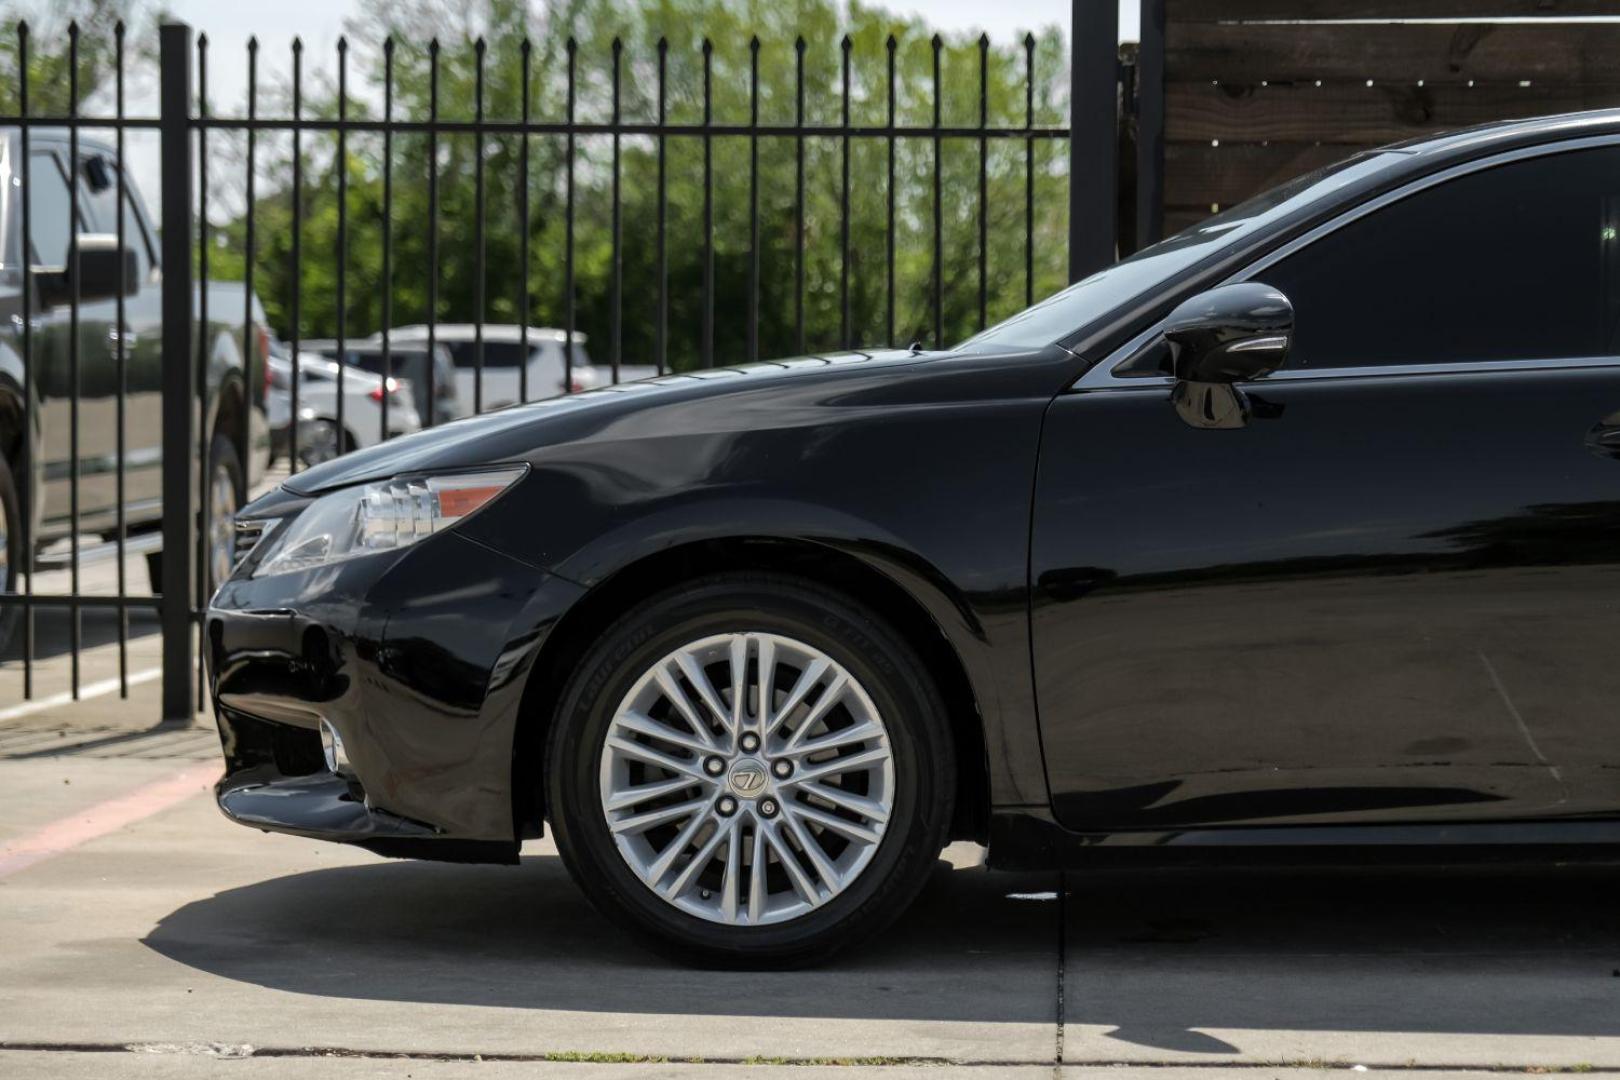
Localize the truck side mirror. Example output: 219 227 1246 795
34 233 139 309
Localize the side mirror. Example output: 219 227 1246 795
1164 282 1293 384
34 234 139 309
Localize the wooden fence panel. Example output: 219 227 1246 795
1156 3 1620 231
1168 0 1620 19
1168 81 1620 144
1167 23 1620 84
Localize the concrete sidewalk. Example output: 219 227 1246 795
2 732 1619 1077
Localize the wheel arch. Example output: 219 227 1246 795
511 536 992 846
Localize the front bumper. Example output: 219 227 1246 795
207 524 585 862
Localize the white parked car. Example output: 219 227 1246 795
266 353 420 466
380 325 606 412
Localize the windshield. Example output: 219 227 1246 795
952 152 1404 354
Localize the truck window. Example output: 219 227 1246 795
76 155 154 278
445 341 528 369
27 151 82 268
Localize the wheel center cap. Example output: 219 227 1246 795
726 759 769 799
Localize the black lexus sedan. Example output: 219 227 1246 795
209 111 1620 966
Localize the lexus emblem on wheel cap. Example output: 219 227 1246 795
728 764 767 798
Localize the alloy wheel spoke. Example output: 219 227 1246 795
785 800 882 845
747 817 770 921
765 819 822 908
653 667 718 749
782 673 850 750
604 774 704 812
720 818 744 922
766 657 831 737
787 720 882 759
604 736 709 784
780 809 842 893
615 709 717 757
664 816 733 900
645 806 714 885
728 635 749 734
673 652 733 741
754 636 776 730
609 796 709 836
789 746 889 786
793 780 890 825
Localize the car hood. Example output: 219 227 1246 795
280 349 936 495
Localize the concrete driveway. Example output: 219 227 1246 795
1 702 1619 1080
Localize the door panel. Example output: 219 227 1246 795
1032 367 1620 832
28 148 118 535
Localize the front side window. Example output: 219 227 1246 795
26 151 80 268
1258 146 1620 368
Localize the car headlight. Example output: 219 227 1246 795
252 466 526 578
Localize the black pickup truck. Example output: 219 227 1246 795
0 129 269 647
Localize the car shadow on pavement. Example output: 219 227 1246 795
143 854 1064 1026
143 853 1620 1045
0 607 159 664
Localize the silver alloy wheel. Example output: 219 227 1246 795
599 632 895 926
207 461 238 591
299 419 344 467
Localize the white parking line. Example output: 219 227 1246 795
0 667 162 723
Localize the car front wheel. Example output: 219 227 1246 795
546 573 955 967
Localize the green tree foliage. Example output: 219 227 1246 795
0 0 151 115
18 0 1075 371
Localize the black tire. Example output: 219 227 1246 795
0 445 21 654
545 572 955 968
146 432 244 597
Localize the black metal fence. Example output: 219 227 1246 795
0 6 1125 723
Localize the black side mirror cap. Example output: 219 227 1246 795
1164 282 1294 384
33 233 139 309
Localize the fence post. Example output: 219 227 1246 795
1069 0 1119 282
159 23 196 723
1135 0 1166 250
